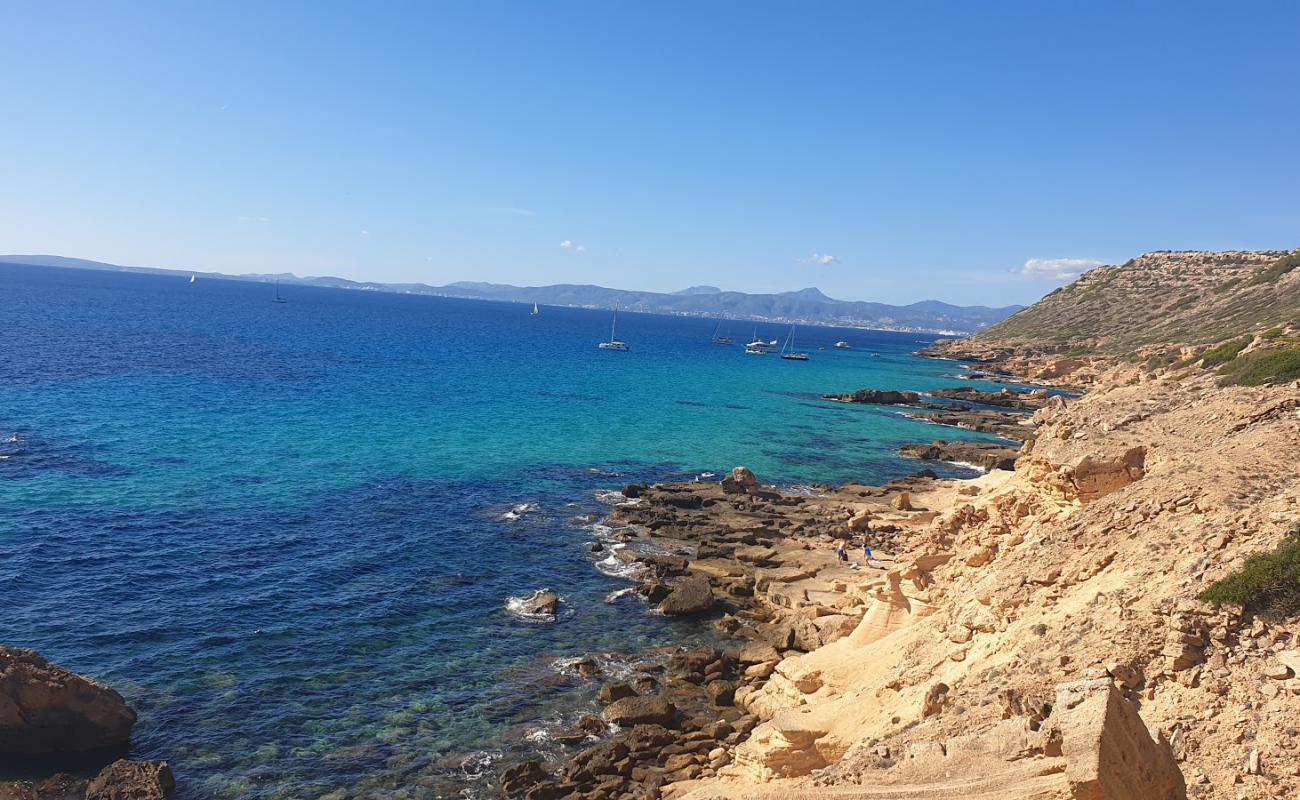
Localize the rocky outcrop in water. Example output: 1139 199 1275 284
0 646 136 755
517 590 561 617
899 439 1022 472
820 389 922 405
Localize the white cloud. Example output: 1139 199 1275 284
798 253 839 265
1017 257 1103 281
560 240 586 252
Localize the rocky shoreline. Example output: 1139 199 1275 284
500 333 1300 800
496 379 1051 799
0 647 175 800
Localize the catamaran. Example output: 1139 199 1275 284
272 280 287 304
598 310 628 351
710 319 733 345
833 340 851 349
780 326 810 361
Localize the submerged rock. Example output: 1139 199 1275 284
0 646 136 755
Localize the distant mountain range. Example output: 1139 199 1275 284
0 254 1022 335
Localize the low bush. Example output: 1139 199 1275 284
1246 251 1300 286
1200 527 1300 618
1262 327 1285 340
1217 345 1300 386
1200 336 1252 368
1213 277 1243 294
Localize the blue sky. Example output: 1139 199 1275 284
2 1 1297 306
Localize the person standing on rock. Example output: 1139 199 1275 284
836 542 848 563
862 542 873 563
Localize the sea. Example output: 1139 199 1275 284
0 263 1012 799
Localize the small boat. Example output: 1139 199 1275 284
189 274 196 284
710 319 733 345
598 310 628 351
745 327 776 354
834 341 851 349
780 326 810 361
531 302 539 316
272 280 287 304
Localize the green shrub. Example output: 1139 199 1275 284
1169 294 1198 311
1262 327 1285 340
1246 251 1300 286
1200 336 1252 367
1200 528 1300 618
1217 345 1300 386
1213 277 1242 294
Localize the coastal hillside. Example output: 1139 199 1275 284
503 247 1298 800
955 249 1300 353
0 255 1021 335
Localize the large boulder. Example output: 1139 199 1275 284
657 574 715 616
0 646 136 754
85 760 174 800
602 695 677 727
720 466 760 494
500 760 550 797
1057 678 1185 800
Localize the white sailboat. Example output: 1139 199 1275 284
189 274 196 284
598 310 628 351
531 302 540 316
780 326 810 361
745 326 775 354
272 280 287 304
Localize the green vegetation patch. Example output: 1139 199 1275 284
1200 336 1253 367
1212 277 1243 294
1200 527 1300 618
1217 345 1300 386
1169 294 1199 311
1262 327 1285 340
1246 251 1300 287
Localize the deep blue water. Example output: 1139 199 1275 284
0 264 1009 798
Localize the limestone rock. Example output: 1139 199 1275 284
85 760 175 800
1057 678 1185 800
0 646 137 754
657 574 715 616
500 760 550 796
603 695 677 728
921 682 949 717
721 466 760 494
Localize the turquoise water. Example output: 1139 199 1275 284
0 264 1006 798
